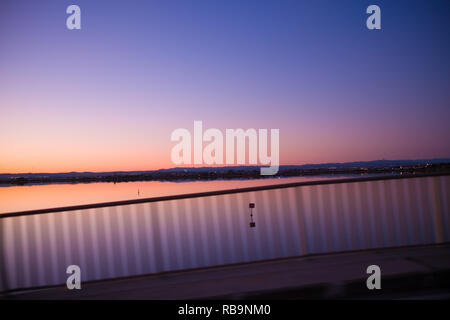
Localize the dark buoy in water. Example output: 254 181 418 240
249 203 255 228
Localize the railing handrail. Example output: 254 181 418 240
1 172 449 219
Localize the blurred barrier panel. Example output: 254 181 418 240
0 175 449 292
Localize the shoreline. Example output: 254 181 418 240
1 163 449 187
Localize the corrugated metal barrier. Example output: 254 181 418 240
0 174 449 293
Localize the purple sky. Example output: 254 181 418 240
0 0 449 173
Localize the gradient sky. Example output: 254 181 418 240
1 0 449 173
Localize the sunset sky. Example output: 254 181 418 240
1 0 449 173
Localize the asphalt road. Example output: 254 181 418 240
3 243 450 300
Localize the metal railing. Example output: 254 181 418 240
0 173 449 294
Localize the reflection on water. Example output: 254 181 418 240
0 175 449 292
0 175 361 213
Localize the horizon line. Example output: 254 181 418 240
2 157 450 176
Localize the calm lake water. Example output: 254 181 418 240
0 175 364 214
